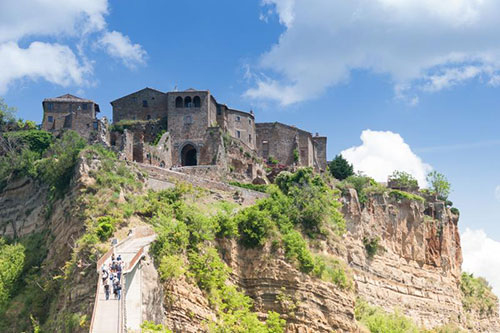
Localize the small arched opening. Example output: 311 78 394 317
175 96 183 108
184 96 192 108
193 96 201 108
181 144 197 166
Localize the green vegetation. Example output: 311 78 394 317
388 170 419 188
337 173 379 204
109 119 150 133
2 130 53 155
0 239 25 311
329 154 354 180
228 181 268 193
267 156 279 165
460 272 498 316
355 299 420 333
426 171 451 200
0 97 16 126
141 320 173 333
450 207 460 215
152 130 167 145
389 190 425 203
293 149 299 163
363 237 380 259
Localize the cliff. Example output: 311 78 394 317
0 152 499 332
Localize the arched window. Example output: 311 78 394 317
193 96 201 108
184 96 192 108
147 114 151 120
175 96 183 108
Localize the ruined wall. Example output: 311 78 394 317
312 136 327 171
142 132 172 168
111 88 167 123
225 109 256 149
255 122 297 166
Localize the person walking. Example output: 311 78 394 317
113 279 121 300
103 279 110 300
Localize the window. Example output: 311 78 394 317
175 96 183 108
249 119 251 125
184 115 193 125
47 103 53 111
47 115 54 122
236 116 241 122
143 100 148 107
147 115 151 120
184 96 192 108
236 130 241 139
193 96 201 108
83 103 88 110
248 134 252 143
93 121 98 130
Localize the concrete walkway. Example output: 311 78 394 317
91 234 156 333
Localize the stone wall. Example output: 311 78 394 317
42 100 98 139
312 136 327 171
111 88 167 123
142 132 172 168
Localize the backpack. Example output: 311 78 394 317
102 270 109 281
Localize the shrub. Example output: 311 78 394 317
229 181 268 193
236 206 273 247
389 190 425 203
95 216 115 241
363 236 380 259
460 272 498 316
312 254 352 290
37 131 87 195
355 299 420 333
293 149 299 163
282 230 315 273
388 170 418 189
140 321 172 333
450 207 460 215
329 155 354 180
158 255 185 281
426 171 451 199
0 239 25 311
3 130 53 156
267 156 279 165
152 130 166 145
343 173 376 204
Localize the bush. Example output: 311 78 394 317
293 149 299 163
355 299 420 333
3 130 53 156
363 237 380 259
236 206 273 247
343 173 376 204
158 255 185 281
0 238 25 311
388 170 418 189
267 156 279 165
389 190 425 203
329 155 354 180
37 131 87 195
460 272 498 316
450 207 460 215
282 230 315 273
229 181 268 193
141 321 172 333
95 216 115 241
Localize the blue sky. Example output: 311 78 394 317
2 0 500 293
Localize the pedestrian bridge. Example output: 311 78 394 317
90 229 156 333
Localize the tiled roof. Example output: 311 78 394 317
43 94 95 103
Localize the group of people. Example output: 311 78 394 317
101 253 124 300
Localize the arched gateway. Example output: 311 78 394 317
181 144 197 166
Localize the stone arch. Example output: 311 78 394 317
184 96 192 108
175 96 183 108
159 161 165 168
180 143 197 166
193 96 201 108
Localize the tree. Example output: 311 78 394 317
0 98 16 126
426 171 451 199
329 155 354 180
388 171 418 189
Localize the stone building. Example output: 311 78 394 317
99 87 326 180
42 94 100 139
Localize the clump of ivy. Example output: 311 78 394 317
363 236 380 259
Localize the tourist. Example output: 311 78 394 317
104 279 110 300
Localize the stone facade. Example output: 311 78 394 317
42 94 100 139
255 122 327 172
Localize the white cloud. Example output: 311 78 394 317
98 31 147 69
246 0 500 105
0 1 146 93
0 42 90 94
494 185 500 202
461 228 500 297
341 130 432 187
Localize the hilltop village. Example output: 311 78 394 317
41 88 327 183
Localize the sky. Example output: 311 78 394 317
1 0 500 295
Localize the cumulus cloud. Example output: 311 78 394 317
246 0 500 105
0 1 146 93
461 228 500 297
98 31 147 69
341 130 432 187
0 42 90 94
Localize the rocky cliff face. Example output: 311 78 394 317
341 188 500 331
